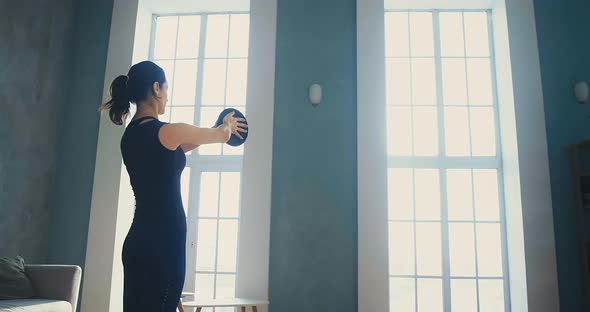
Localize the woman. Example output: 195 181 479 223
102 61 247 311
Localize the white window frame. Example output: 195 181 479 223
148 11 250 299
385 9 510 312
82 1 276 311
358 0 560 311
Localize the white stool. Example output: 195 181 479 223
182 298 269 312
177 292 194 312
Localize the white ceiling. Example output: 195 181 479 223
140 0 250 14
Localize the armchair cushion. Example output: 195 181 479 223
0 257 34 300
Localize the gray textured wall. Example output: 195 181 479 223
0 1 76 262
47 0 114 267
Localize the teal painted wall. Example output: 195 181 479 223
268 0 358 311
47 0 114 268
534 0 590 310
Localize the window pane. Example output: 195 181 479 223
196 219 217 272
154 16 177 59
388 168 414 220
385 12 410 57
473 169 500 221
440 12 464 57
451 279 477 312
216 274 236 299
388 107 413 156
226 59 248 106
160 106 171 122
386 58 411 106
154 60 174 102
171 107 195 125
176 16 201 58
449 223 476 276
223 144 244 155
442 59 468 105
127 105 137 126
172 60 198 106
409 12 434 57
464 12 490 57
413 107 438 156
479 280 505 312
416 222 441 276
181 168 191 214
199 107 223 155
389 221 415 275
414 169 440 220
390 278 415 312
199 172 219 217
444 107 471 156
199 107 220 128
470 107 496 156
447 169 473 221
202 59 227 106
476 223 503 277
195 273 215 299
205 15 229 57
219 172 241 218
411 58 436 105
417 279 443 312
467 59 493 105
217 220 238 272
229 14 250 57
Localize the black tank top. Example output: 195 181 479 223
121 116 187 228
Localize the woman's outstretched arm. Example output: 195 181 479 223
158 112 247 152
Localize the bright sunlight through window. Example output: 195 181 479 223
385 10 508 312
151 13 250 312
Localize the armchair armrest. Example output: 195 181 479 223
24 265 82 311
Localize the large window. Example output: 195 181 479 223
150 12 250 312
385 11 509 312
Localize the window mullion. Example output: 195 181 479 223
433 10 452 312
412 169 419 312
405 11 419 312
407 11 416 156
186 167 200 293
148 15 157 61
223 14 232 107
213 172 222 301
389 156 499 169
460 13 482 312
461 13 474 158
194 14 207 152
167 17 181 121
221 14 232 156
486 10 512 312
470 168 482 312
188 14 209 298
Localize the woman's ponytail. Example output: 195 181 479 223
100 61 166 125
102 75 130 125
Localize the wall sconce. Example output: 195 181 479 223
309 84 322 107
575 81 589 104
